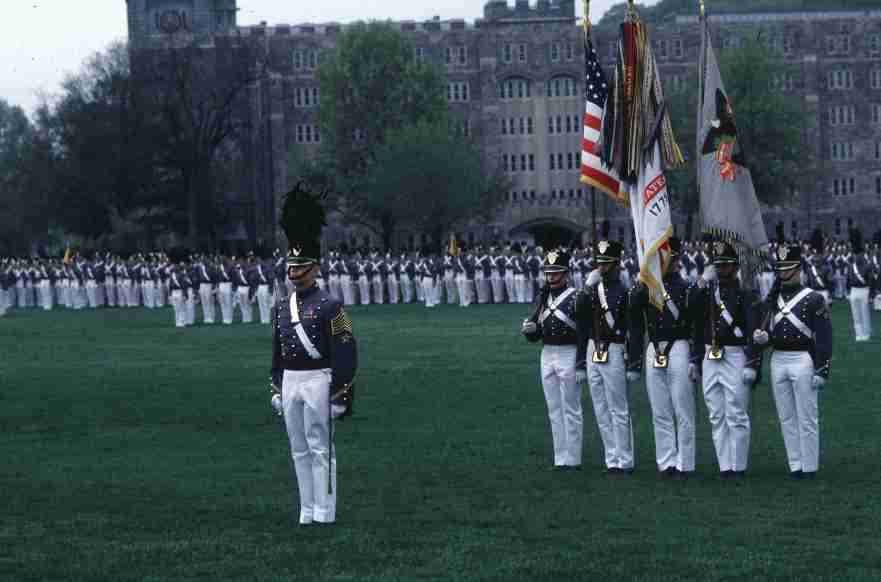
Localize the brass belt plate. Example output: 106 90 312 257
592 350 609 364
707 346 725 360
653 354 668 368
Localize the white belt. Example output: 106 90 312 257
539 287 577 330
714 286 743 338
290 292 323 360
598 282 616 330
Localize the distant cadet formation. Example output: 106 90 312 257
521 227 878 480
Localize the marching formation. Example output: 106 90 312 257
522 231 878 481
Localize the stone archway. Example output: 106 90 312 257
509 216 587 249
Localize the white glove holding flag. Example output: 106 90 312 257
742 368 757 385
586 269 602 288
270 393 283 415
521 319 537 335
753 330 769 346
811 375 825 391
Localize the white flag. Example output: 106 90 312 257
628 141 673 311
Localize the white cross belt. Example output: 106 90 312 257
290 292 323 360
539 287 577 330
771 288 814 339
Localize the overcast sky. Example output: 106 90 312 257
0 0 645 116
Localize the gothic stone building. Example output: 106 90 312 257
125 0 881 250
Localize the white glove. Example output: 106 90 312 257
742 368 757 385
702 265 716 282
753 330 769 346
586 269 602 288
521 319 537 335
688 363 700 383
332 403 348 419
575 369 587 385
811 375 825 391
270 393 283 415
626 371 640 383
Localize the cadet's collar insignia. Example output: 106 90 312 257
714 241 726 256
598 241 609 255
291 246 302 257
777 246 789 261
547 250 559 265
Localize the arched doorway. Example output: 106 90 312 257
509 217 586 249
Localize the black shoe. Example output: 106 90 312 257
802 471 817 479
660 467 679 478
619 468 635 475
605 467 621 474
564 465 582 472
732 470 747 479
676 470 695 480
720 470 734 478
790 470 803 479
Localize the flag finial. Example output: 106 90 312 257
699 0 705 19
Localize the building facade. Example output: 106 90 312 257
125 0 881 249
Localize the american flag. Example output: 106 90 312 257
580 33 627 205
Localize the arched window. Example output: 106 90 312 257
499 77 532 100
546 75 579 98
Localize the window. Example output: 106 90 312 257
875 141 881 159
557 153 563 170
876 175 881 198
782 36 794 55
829 105 855 126
872 69 881 90
548 117 554 135
527 117 534 135
870 34 881 55
519 117 525 135
457 45 468 65
828 69 854 90
518 43 527 63
499 77 531 100
565 43 575 62
501 118 508 135
566 152 574 170
673 39 683 58
830 142 854 161
529 154 535 171
547 76 578 98
446 82 470 102
293 87 319 108
832 177 855 196
771 73 795 92
550 43 560 63
565 116 572 133
307 50 318 70
549 154 555 171
502 154 509 172
293 50 303 70
826 34 850 55
520 154 527 172
295 125 321 144
445 46 453 65
414 47 426 63
656 39 667 60
503 43 513 64
873 104 881 124
835 218 841 235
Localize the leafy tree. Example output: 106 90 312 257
313 22 448 243
0 99 41 254
365 121 508 249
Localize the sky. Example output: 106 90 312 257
0 0 642 116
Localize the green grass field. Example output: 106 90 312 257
2 301 880 581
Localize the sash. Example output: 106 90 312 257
852 263 866 286
258 265 267 284
597 282 616 330
772 288 814 339
289 292 323 360
810 265 825 289
662 290 680 321
713 285 743 338
539 287 577 330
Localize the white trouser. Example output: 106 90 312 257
171 289 187 327
15 282 26 307
504 271 515 303
491 274 505 303
572 272 584 293
316 277 326 292
456 274 473 307
475 272 490 303
702 345 750 472
38 280 53 311
358 275 370 305
873 293 881 311
199 283 216 323
771 351 819 473
218 282 234 324
834 273 846 299
142 281 155 308
400 274 414 303
541 344 583 467
387 274 399 304
414 274 424 301
105 280 116 307
73 282 87 310
256 284 271 324
340 275 355 306
153 282 164 307
587 341 633 469
94 280 105 306
645 341 695 472
432 277 443 305
236 287 252 323
444 271 457 304
849 287 872 340
282 368 337 524
371 275 384 304
421 277 437 307
86 281 99 308
186 289 196 325
524 274 534 304
514 274 526 303
328 275 341 302
0 289 6 316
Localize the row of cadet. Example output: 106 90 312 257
521 229 878 480
1 236 879 322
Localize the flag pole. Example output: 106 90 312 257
583 0 596 246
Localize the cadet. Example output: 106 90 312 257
689 240 760 477
270 187 357 526
753 239 832 478
521 248 583 470
629 237 696 476
846 229 874 342
577 234 636 473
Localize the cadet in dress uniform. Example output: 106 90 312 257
689 240 760 477
804 231 831 305
521 248 584 470
846 230 874 342
490 246 506 304
473 246 490 304
169 264 188 328
577 237 636 473
270 187 357 526
252 256 273 324
357 254 371 306
216 257 234 324
443 247 457 304
385 252 400 304
753 241 832 477
628 237 697 476
400 251 415 304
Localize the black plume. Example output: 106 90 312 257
851 228 864 254
809 228 824 253
601 219 610 239
279 181 327 253
776 221 785 245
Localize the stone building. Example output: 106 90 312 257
125 0 881 249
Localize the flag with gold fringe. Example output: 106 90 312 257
597 4 684 310
697 7 768 286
